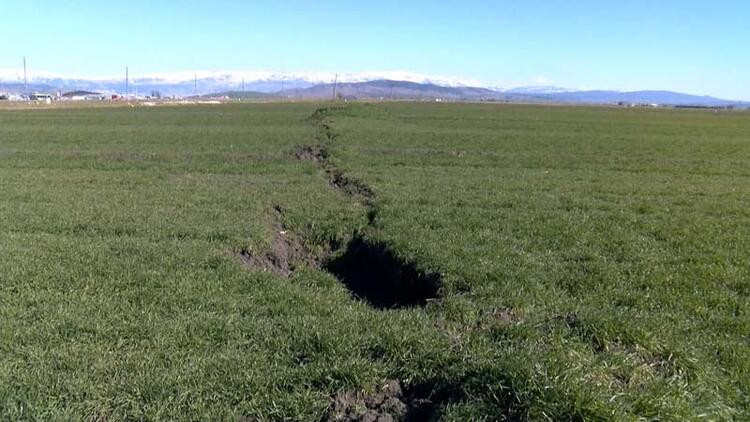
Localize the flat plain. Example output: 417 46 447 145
0 102 748 420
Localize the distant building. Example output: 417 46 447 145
62 90 104 101
30 93 53 101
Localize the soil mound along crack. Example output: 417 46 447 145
323 381 435 422
294 145 328 164
326 379 454 422
324 235 441 309
238 206 320 277
328 168 374 199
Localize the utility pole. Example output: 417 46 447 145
331 73 338 101
125 65 129 95
194 73 197 96
242 78 245 93
23 57 27 93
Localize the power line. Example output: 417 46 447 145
331 73 338 101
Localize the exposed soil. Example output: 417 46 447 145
238 206 321 277
294 145 328 164
240 215 441 308
307 107 343 142
324 235 440 309
326 380 442 422
295 108 441 308
494 308 523 324
563 313 579 328
237 204 442 311
295 145 374 200
327 168 375 199
299 107 374 201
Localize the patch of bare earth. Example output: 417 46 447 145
326 380 437 422
238 206 321 277
294 145 328 164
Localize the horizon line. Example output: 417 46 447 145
0 68 745 101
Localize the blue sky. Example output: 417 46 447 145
1 1 748 99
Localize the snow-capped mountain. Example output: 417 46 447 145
501 86 572 94
0 69 743 106
0 69 480 96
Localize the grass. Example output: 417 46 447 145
0 102 748 420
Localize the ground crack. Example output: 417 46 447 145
302 107 374 200
290 108 443 308
307 106 345 143
295 145 375 200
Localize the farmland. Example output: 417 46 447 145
0 102 748 420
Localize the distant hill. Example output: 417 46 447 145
0 82 59 94
503 86 571 94
533 90 738 107
281 80 504 101
278 80 744 107
197 91 273 100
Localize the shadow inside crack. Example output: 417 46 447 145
324 235 441 309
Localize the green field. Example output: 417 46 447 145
1 102 748 420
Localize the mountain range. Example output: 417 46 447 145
0 72 744 107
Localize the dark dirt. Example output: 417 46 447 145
563 313 579 328
326 380 440 422
239 217 443 309
307 107 343 142
238 207 321 277
494 308 522 324
294 145 328 164
327 168 375 199
299 106 374 201
324 235 441 309
295 145 374 200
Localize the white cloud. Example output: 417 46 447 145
531 76 555 85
